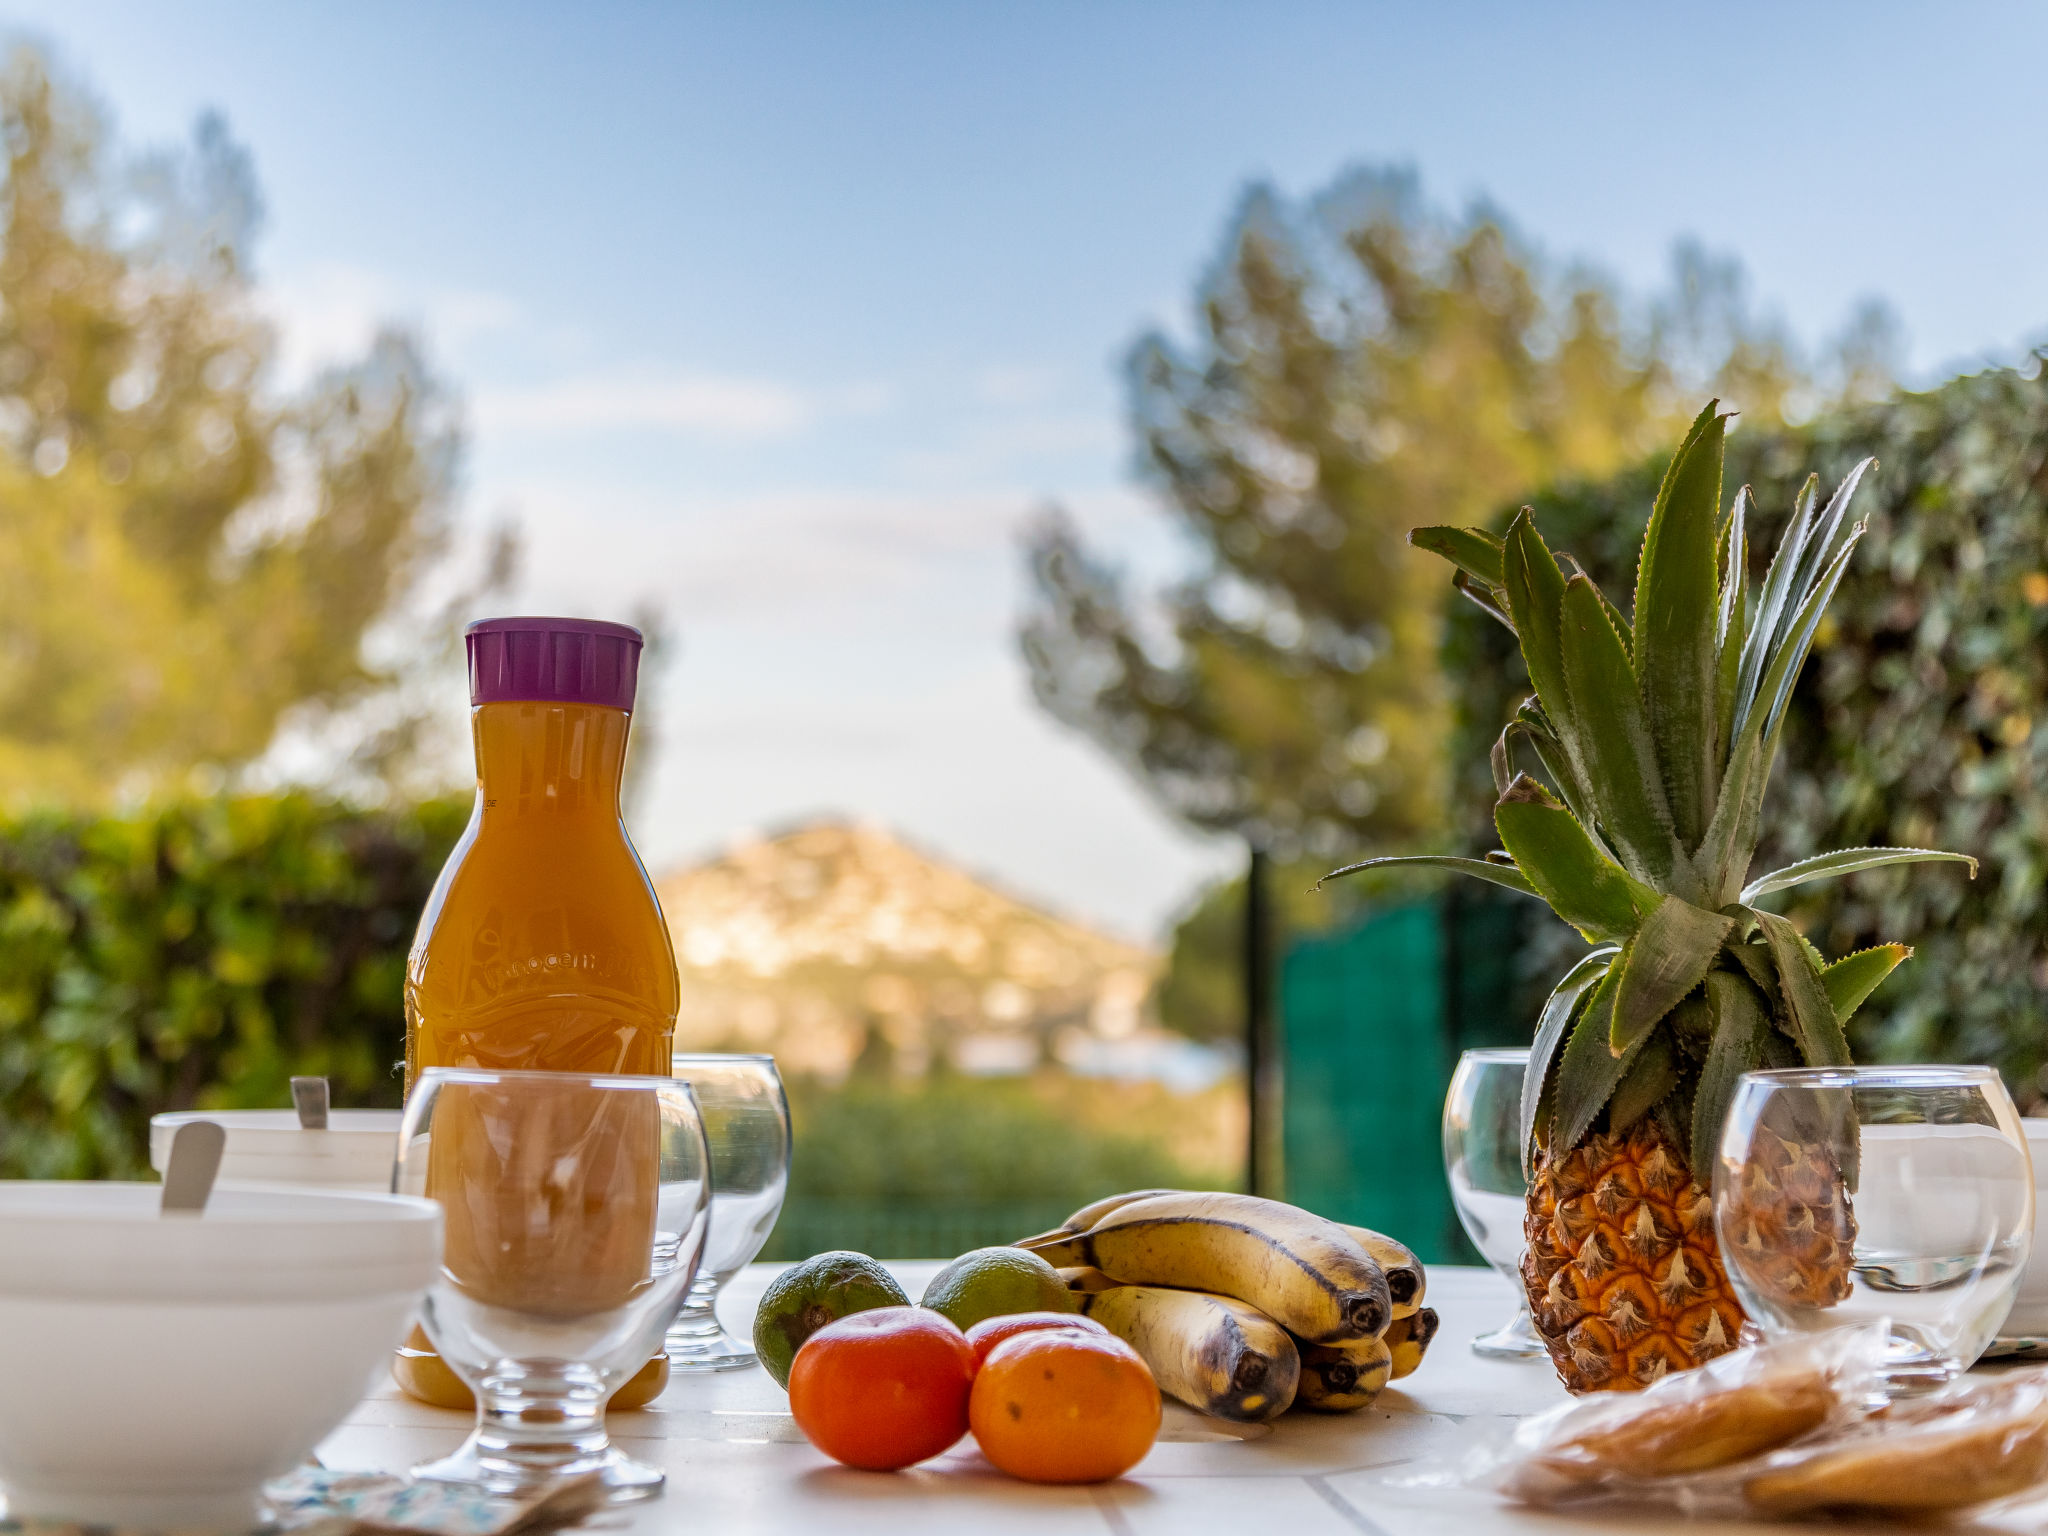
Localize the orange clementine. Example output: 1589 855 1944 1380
970 1329 1161 1484
964 1311 1109 1369
788 1306 976 1470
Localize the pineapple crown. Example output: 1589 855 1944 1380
1325 402 1975 1179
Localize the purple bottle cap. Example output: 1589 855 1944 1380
465 617 643 710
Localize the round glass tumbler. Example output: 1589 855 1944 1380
1444 1048 1545 1358
1716 1065 2034 1391
395 1068 710 1502
665 1054 791 1371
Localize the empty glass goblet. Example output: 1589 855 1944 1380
395 1068 709 1502
1444 1047 1545 1358
665 1054 790 1371
1716 1065 2033 1393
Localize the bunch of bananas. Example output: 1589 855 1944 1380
1017 1190 1438 1423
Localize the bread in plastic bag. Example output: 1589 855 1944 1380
1474 1320 2048 1520
1472 1322 1887 1506
1742 1366 2048 1518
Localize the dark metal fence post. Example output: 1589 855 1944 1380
1244 842 1279 1197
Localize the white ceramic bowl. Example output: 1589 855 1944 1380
150 1109 402 1192
0 1182 440 1527
2004 1118 2048 1338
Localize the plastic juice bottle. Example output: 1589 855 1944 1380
394 616 679 1411
405 616 678 1085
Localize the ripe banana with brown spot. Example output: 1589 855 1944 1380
1080 1285 1298 1423
1338 1224 1425 1319
1382 1305 1439 1379
1022 1192 1390 1343
1293 1331 1393 1412
1056 1264 1120 1295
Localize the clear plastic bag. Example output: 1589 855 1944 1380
1473 1323 2048 1521
1738 1367 2048 1519
1470 1323 1887 1509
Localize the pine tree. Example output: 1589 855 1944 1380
0 46 496 801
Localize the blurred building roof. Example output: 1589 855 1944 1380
657 820 1161 1080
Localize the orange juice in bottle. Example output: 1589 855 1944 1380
395 616 679 1409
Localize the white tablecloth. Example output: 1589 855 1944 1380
315 1262 2011 1535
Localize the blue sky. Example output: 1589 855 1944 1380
11 2 2048 938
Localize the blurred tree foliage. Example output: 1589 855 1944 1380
1020 168 1885 868
1152 858 1352 1040
1447 363 2048 1090
0 46 493 801
0 792 464 1177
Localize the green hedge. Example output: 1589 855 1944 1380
0 793 466 1176
1447 363 2048 1088
0 798 1221 1250
767 1075 1204 1258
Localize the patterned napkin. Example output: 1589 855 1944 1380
266 1468 607 1535
0 1468 605 1536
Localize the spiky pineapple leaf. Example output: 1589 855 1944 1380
1751 909 1851 1066
1609 895 1735 1055
1783 462 1873 640
1652 1073 1697 1167
1697 527 1866 903
1410 525 1504 587
1723 536 1868 893
1502 511 1579 781
1691 969 1776 1179
1315 854 1538 899
1731 462 1872 746
1726 940 1778 1000
1453 569 1515 630
1731 472 1817 743
1739 847 1978 904
1714 486 1749 764
1822 943 1911 1025
1515 696 1607 848
1520 944 1619 1174
1633 402 1725 849
1494 775 1654 941
1665 992 1713 1059
1490 719 1521 796
1563 551 1634 655
1559 574 1692 894
1607 1032 1681 1133
1715 484 1749 650
1551 965 1647 1152
1699 468 1877 903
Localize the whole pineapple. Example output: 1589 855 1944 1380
1328 403 1974 1392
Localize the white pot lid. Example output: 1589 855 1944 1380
149 1110 401 1185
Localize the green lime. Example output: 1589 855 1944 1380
753 1251 910 1388
919 1246 1077 1331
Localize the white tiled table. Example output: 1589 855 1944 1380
315 1263 2005 1535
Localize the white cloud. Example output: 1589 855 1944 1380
488 479 1149 622
262 262 524 385
897 412 1120 480
503 483 1018 615
471 371 813 438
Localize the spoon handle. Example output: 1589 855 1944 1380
160 1120 226 1215
291 1075 330 1130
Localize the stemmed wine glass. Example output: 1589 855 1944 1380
1716 1064 2033 1394
396 1068 710 1502
1444 1047 1544 1358
666 1054 791 1371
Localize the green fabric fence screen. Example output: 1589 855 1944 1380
1280 890 1533 1264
